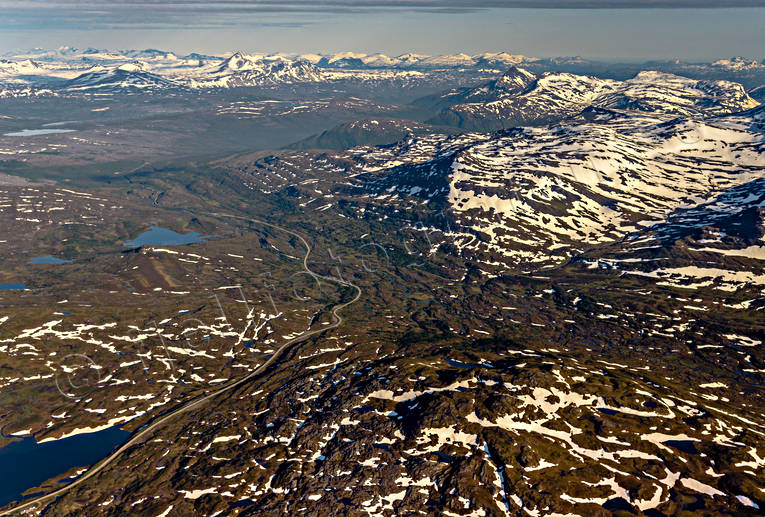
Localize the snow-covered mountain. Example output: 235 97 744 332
0 57 84 87
355 107 765 268
414 67 537 111
425 67 760 130
0 58 43 77
64 63 185 93
0 51 459 94
163 52 457 90
0 48 541 90
440 111 764 267
181 52 326 88
711 56 765 71
0 47 214 92
7 46 202 65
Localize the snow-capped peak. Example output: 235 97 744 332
711 57 764 71
494 66 536 90
117 61 149 73
221 51 259 71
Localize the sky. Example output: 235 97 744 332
0 1 764 61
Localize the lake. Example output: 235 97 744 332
0 283 25 290
3 129 76 137
29 256 73 264
0 426 130 507
124 225 207 247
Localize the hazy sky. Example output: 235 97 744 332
1 1 764 61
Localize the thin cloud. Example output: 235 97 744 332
1 1 763 31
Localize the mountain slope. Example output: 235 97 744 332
575 176 765 299
286 118 454 151
413 67 536 112
751 84 765 102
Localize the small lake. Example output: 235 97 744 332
29 256 73 264
3 129 76 137
124 225 207 247
0 283 25 290
0 426 130 507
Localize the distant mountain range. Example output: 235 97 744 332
0 47 763 96
6 46 763 71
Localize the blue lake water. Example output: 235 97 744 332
0 426 130 507
0 283 25 290
124 225 207 247
664 440 699 455
3 129 76 137
29 256 73 264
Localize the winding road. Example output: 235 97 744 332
0 215 362 516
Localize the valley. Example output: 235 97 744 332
0 46 763 516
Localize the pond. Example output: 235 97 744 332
663 439 700 455
3 129 76 137
0 425 130 507
124 225 207 247
445 358 493 370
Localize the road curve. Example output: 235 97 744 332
1 215 362 516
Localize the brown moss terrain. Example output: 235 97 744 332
0 104 763 515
